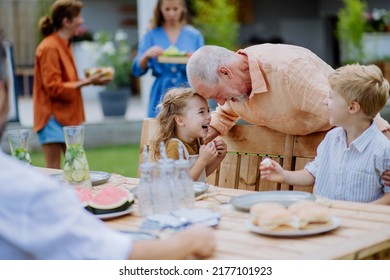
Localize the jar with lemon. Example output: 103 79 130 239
63 126 91 188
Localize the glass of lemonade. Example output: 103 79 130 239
63 125 91 188
7 129 32 164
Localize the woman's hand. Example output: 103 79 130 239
91 75 113 86
85 72 112 86
145 46 164 59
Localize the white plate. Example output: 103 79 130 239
246 216 341 237
230 191 316 212
51 171 111 186
93 207 134 220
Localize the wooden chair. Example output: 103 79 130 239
138 118 327 193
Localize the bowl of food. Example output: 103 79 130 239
84 66 115 78
158 45 189 64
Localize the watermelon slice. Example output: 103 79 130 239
86 186 134 215
75 187 93 205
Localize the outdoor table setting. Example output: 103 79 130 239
37 167 390 260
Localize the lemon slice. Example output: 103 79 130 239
63 171 73 181
73 158 88 170
72 170 86 182
63 162 71 171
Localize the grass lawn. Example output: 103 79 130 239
30 144 140 178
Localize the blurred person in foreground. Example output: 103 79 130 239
132 0 204 117
186 44 390 141
33 0 110 169
260 64 390 205
0 36 216 259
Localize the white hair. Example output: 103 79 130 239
186 45 236 88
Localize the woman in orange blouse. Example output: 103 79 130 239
33 0 109 169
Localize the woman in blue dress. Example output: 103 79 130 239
132 0 204 117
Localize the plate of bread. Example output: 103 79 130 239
247 201 340 237
231 191 315 212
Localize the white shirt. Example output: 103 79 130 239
0 150 133 259
305 123 390 202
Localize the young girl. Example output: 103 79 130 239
132 0 204 117
151 87 227 182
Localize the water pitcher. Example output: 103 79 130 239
63 125 91 187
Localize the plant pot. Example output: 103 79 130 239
98 88 130 117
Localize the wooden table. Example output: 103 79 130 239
39 168 390 260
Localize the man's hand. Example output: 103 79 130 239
204 126 220 144
213 138 227 159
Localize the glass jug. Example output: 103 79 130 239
7 129 32 164
63 125 91 187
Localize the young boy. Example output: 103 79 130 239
260 64 390 204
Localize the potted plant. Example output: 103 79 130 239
336 0 368 64
191 0 239 51
95 30 132 117
190 0 239 110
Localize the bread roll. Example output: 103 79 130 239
250 202 285 226
257 208 292 230
287 201 332 229
288 201 318 214
296 206 331 224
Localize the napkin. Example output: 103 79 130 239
140 208 220 232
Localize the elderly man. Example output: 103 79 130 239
0 36 215 259
186 44 390 140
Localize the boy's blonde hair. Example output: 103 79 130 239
150 87 202 161
328 64 389 118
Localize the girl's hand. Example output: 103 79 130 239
199 142 218 165
259 158 285 183
213 138 227 159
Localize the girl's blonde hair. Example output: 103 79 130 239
328 64 390 118
149 0 188 29
150 87 200 161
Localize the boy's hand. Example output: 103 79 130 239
213 138 227 159
259 158 285 183
381 170 390 186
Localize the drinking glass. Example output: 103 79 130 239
7 129 31 164
63 125 91 187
